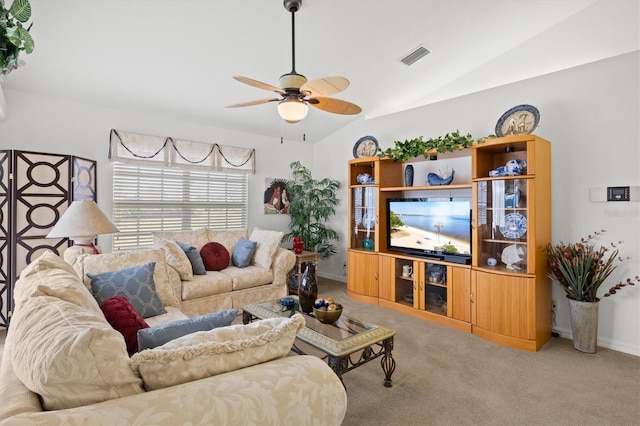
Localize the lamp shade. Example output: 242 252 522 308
277 97 309 123
47 200 119 243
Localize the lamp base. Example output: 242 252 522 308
62 244 103 264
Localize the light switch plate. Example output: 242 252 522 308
590 186 640 202
607 186 630 201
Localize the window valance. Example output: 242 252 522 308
109 129 255 173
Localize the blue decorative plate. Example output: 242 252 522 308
495 104 540 137
499 213 527 239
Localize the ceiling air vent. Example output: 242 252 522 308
399 45 431 66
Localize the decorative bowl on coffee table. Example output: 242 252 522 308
314 304 343 324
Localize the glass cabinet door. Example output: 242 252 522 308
350 186 377 251
424 263 448 315
475 178 530 273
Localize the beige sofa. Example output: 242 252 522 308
148 227 296 317
0 250 347 425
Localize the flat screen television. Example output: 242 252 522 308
386 198 472 264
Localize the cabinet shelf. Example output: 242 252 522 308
381 183 472 192
426 281 447 288
486 207 527 212
349 184 377 189
480 239 527 245
473 175 532 183
353 228 377 234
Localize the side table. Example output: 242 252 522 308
288 250 319 295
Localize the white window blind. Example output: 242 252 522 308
112 162 248 251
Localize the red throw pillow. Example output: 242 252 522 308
200 242 230 271
100 296 149 355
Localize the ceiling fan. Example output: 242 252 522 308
226 0 362 124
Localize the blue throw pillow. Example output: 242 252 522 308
232 237 257 268
137 309 238 351
176 240 207 275
87 262 166 319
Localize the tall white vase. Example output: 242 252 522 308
569 299 599 353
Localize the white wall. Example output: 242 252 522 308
1 52 637 355
0 89 314 250
313 52 640 355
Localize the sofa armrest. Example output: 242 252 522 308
0 356 347 426
271 247 296 287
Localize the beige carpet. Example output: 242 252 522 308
317 278 639 426
1 278 638 426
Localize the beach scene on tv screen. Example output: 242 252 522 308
389 200 471 254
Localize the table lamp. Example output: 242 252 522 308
47 200 119 262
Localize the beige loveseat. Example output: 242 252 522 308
149 227 296 317
0 250 347 425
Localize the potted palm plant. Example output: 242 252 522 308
546 230 638 353
0 0 35 78
283 161 341 260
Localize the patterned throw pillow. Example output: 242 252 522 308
200 242 230 271
176 241 207 275
154 238 193 281
101 296 150 355
137 309 237 351
131 314 305 391
232 237 257 268
88 262 166 319
250 228 284 270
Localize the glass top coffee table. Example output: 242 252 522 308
242 296 396 387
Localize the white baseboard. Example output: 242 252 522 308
554 326 640 356
318 272 346 283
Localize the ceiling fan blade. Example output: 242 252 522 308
226 98 281 108
233 76 285 94
309 97 362 115
301 76 350 97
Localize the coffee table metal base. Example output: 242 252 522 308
242 305 396 388
325 337 395 388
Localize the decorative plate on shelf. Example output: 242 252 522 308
353 136 379 158
495 104 540 137
499 212 528 239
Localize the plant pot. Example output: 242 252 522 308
569 299 599 353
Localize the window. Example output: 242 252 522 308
112 162 248 251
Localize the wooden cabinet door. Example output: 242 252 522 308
378 255 393 301
450 266 471 322
413 261 425 310
347 251 379 297
472 270 535 340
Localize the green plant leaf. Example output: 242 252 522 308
9 0 30 23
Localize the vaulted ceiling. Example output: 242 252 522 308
5 0 638 143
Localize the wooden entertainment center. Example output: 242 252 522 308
347 134 551 351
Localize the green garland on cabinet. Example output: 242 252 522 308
376 130 495 162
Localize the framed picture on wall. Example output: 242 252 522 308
264 178 291 214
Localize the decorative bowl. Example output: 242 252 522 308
362 239 374 250
314 304 343 324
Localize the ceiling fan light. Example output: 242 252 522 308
278 97 309 123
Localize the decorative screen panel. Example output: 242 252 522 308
0 150 11 326
73 156 97 201
0 151 97 327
